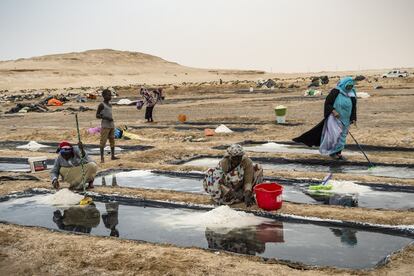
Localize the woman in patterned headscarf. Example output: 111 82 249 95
203 144 263 206
293 77 357 160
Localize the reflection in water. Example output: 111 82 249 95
330 228 358 247
101 175 119 187
102 202 120 237
53 204 100 234
112 175 118 187
205 222 284 255
306 192 359 207
52 202 120 237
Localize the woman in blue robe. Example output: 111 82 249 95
293 77 357 160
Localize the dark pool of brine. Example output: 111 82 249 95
95 170 414 210
0 194 412 269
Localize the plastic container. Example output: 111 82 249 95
28 156 48 173
204 128 215 136
178 114 187 123
254 182 283 211
274 105 287 124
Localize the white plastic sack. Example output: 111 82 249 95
319 115 343 155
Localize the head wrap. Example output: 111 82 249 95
336 77 356 97
227 144 245 157
57 141 73 153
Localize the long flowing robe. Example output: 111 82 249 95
293 77 357 154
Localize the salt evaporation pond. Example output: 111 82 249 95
0 193 412 269
180 158 414 179
0 162 31 172
95 170 204 194
95 170 413 210
243 142 358 155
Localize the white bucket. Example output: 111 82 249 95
276 116 286 124
28 156 48 173
249 87 254 92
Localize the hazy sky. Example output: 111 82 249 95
0 0 413 72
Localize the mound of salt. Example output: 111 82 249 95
117 99 133 105
328 180 371 194
16 141 50 151
36 188 84 206
357 92 370 99
215 124 233 133
155 205 271 229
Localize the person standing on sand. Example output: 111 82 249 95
50 141 97 190
96 89 119 163
140 87 162 122
293 76 357 160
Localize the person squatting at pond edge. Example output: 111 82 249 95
140 87 163 123
293 76 357 161
96 89 120 163
50 141 97 190
203 144 263 206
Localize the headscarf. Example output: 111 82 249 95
56 141 73 153
227 144 245 157
336 77 356 97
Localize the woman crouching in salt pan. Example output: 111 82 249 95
203 144 263 206
293 77 357 160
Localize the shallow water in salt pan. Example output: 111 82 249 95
181 158 414 179
0 162 31 172
94 170 413 210
0 194 411 269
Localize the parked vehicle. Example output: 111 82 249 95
382 70 409 78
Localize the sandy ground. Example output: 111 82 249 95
0 58 414 274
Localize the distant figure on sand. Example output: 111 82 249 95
96 89 119 163
203 144 263 206
293 77 357 160
140 87 163 122
50 141 97 190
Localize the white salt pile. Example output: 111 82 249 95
117 99 133 105
37 189 84 206
328 180 371 194
16 141 50 151
357 92 370 98
155 205 271 229
215 124 233 133
261 142 287 149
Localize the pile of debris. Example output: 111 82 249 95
257 79 277 89
0 91 44 103
54 106 94 113
6 103 49 113
308 76 329 87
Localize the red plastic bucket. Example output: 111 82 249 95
254 182 283 211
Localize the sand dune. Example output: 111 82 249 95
0 49 265 90
0 49 412 90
